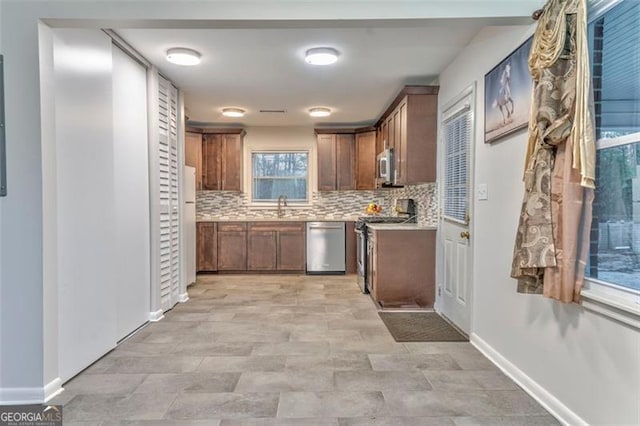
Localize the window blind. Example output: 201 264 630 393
443 107 471 223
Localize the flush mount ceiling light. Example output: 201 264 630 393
309 107 331 117
166 48 201 66
305 47 339 66
222 108 246 118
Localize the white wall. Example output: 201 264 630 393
242 126 318 196
438 25 640 425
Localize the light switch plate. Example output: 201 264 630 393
477 184 488 200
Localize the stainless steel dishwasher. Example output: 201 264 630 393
306 222 346 274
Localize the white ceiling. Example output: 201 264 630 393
118 18 529 127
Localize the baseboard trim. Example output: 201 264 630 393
178 292 189 303
0 386 45 405
43 378 63 403
470 333 587 426
149 309 164 322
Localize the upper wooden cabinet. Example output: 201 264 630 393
185 132 203 190
355 131 377 190
316 133 355 191
200 129 245 191
377 86 439 185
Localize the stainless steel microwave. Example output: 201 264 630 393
377 148 394 185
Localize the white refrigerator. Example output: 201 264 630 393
184 166 197 286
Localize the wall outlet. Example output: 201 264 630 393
477 184 488 200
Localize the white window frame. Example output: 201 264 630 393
249 149 311 206
580 0 640 328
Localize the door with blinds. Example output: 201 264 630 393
158 75 180 312
438 86 474 334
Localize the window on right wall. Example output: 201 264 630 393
586 0 640 293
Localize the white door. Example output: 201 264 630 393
437 86 474 334
158 75 180 312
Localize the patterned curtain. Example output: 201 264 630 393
511 0 596 303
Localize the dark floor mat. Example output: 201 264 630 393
379 311 468 342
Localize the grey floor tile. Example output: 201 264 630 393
198 356 286 372
285 354 372 371
277 391 387 418
64 393 176 422
368 354 462 371
423 370 519 391
64 373 147 395
212 330 291 343
452 415 561 425
382 390 469 417
104 421 220 426
109 342 178 357
101 356 203 374
339 417 455 425
403 342 477 354
172 341 255 357
289 329 363 342
334 370 432 391
221 419 339 426
235 371 334 392
329 340 410 355
252 342 330 356
133 372 240 393
165 393 279 419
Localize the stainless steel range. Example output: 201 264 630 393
355 199 417 293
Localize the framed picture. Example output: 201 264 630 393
484 37 534 143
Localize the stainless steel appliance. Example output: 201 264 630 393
376 148 394 186
306 222 346 274
355 199 417 293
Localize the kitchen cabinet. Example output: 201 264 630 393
368 226 436 308
202 130 244 191
316 133 355 191
197 222 217 272
376 86 439 185
217 222 247 271
185 131 203 190
247 222 305 272
355 131 376 190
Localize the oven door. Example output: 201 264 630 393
355 227 368 293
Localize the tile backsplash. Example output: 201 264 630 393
197 183 438 226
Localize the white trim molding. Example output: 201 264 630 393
43 378 63 403
470 333 587 426
148 309 164 322
178 292 189 303
0 377 61 405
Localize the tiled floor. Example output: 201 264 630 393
54 274 559 425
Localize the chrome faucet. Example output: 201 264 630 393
277 195 288 218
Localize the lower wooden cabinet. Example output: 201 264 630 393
368 227 435 308
277 229 305 271
217 222 247 271
248 222 305 272
247 230 277 270
198 221 306 273
197 222 217 272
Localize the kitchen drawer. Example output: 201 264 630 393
218 222 247 232
248 222 305 232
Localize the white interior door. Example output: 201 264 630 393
112 45 151 340
437 86 474 334
158 76 180 312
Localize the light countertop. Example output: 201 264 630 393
366 223 437 231
197 218 361 223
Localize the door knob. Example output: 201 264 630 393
460 231 470 239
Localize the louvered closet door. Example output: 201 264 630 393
158 76 180 312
